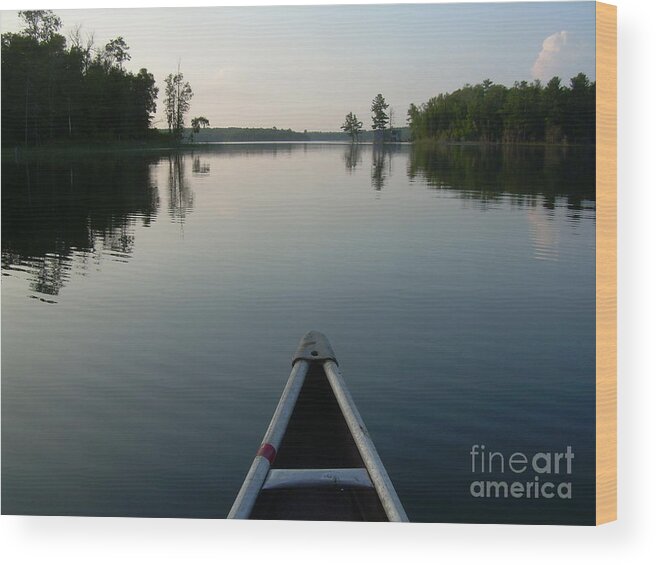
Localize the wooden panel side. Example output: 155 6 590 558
595 1 617 526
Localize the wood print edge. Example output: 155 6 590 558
595 1 617 526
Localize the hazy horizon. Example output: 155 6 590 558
0 3 596 131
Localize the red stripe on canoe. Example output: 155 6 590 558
257 443 276 464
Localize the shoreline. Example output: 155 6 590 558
2 138 594 162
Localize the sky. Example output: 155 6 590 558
0 2 596 131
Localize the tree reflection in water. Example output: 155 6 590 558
407 143 595 215
192 155 210 175
371 145 389 191
2 144 594 302
343 144 362 173
167 153 194 229
2 153 161 299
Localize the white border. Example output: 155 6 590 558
1 1 654 564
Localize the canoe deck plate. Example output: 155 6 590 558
292 330 338 365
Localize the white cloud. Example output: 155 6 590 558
531 31 578 82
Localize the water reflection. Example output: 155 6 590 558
196 142 299 158
370 145 406 191
528 209 560 261
166 154 194 226
2 144 594 302
192 155 210 175
2 154 160 299
371 145 389 191
343 144 362 173
407 143 595 216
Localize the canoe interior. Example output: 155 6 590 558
250 363 388 522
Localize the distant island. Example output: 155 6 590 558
184 127 412 144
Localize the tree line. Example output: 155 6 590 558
407 74 595 144
1 11 159 145
190 127 308 143
1 10 207 147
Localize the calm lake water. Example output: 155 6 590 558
2 143 595 523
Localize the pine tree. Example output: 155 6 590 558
371 94 389 131
340 112 363 142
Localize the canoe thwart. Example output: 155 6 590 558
262 468 374 490
292 330 338 366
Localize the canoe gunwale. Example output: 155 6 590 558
227 359 310 519
323 360 408 522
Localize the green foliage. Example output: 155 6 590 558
340 111 363 142
164 72 193 141
191 116 210 134
1 11 158 146
18 10 62 43
407 75 595 144
101 37 131 70
189 116 210 142
371 94 389 131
